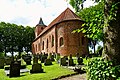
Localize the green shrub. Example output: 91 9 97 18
86 58 120 80
0 52 4 58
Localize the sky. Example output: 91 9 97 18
0 0 96 27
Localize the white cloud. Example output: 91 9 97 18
0 0 94 27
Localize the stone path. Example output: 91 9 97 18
58 73 86 80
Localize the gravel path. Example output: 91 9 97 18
58 73 86 80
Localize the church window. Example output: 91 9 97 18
60 37 64 46
42 41 44 50
46 39 48 48
52 35 54 47
82 36 85 45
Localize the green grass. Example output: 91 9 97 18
0 62 76 80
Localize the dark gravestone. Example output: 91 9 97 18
77 57 83 65
68 54 75 66
41 55 46 63
0 58 5 69
33 56 38 64
5 57 12 65
44 59 52 66
23 55 32 65
76 53 80 58
50 55 55 61
30 63 43 73
60 57 67 66
9 61 21 77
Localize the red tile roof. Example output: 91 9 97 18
34 8 83 41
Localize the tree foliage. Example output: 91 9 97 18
0 22 35 56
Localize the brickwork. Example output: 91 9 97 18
32 8 88 56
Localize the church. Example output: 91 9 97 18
32 8 88 56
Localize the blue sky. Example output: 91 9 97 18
0 0 95 27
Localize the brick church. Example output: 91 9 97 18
32 8 88 56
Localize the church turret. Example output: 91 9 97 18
35 17 46 38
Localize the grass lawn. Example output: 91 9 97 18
0 62 76 80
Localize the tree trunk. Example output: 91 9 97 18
103 0 120 65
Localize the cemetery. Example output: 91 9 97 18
0 52 87 80
0 0 120 80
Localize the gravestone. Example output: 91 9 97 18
60 56 67 66
33 56 38 64
50 55 55 61
9 61 21 77
41 55 46 63
30 63 43 73
44 59 52 66
0 58 5 69
77 57 83 65
68 54 75 66
23 54 32 65
76 53 80 58
48 53 55 61
5 57 12 65
56 53 60 63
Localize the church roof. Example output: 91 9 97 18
34 8 83 40
36 17 46 26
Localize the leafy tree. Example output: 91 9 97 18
0 22 35 57
69 0 120 65
72 2 104 54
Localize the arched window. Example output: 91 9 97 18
42 41 44 50
46 39 48 48
52 35 54 47
60 37 64 46
82 36 85 45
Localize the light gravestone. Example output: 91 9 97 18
9 61 21 77
0 58 5 69
56 53 60 63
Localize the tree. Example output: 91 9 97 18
0 22 35 57
72 2 104 54
104 0 120 65
69 0 120 65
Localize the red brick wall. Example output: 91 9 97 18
56 20 88 56
32 20 88 56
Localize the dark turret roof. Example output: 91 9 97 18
36 17 46 26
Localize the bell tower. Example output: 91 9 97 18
35 17 46 38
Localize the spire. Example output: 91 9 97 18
37 17 45 26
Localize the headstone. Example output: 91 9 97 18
50 55 55 61
60 56 67 66
33 56 38 64
41 55 46 63
30 63 43 73
0 58 5 69
23 54 31 65
68 54 75 66
44 59 52 66
9 61 21 77
76 53 80 58
56 53 60 63
77 57 83 65
5 57 12 65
